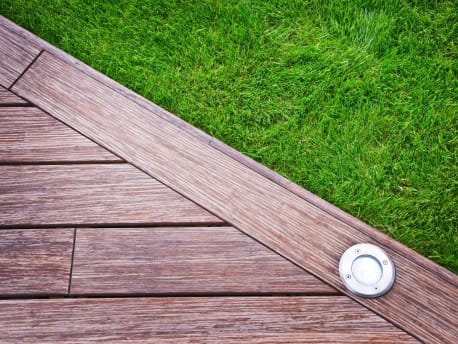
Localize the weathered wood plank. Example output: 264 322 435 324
0 228 73 296
0 297 418 343
71 227 335 295
12 51 457 344
1 14 454 287
0 164 222 226
0 107 121 162
0 86 28 105
0 25 40 88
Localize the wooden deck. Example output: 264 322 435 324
0 16 456 343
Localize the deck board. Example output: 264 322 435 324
0 228 73 296
0 164 222 226
11 50 457 343
0 86 28 105
0 107 121 162
0 25 40 88
71 227 335 295
0 297 418 343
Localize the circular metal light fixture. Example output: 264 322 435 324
339 243 395 298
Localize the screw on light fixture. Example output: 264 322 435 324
339 243 396 298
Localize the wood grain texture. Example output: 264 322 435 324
0 24 40 88
0 228 73 296
0 297 418 343
0 107 121 162
71 227 335 295
0 164 222 226
12 51 458 344
0 86 28 105
1 15 453 287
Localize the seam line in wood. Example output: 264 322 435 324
0 103 33 107
8 49 44 91
0 292 341 301
0 161 126 166
67 228 77 295
0 223 229 230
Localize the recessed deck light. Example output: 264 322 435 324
339 243 395 298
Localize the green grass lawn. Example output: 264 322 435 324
1 0 456 273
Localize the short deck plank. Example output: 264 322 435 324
0 164 222 226
12 51 457 344
71 227 335 295
0 297 418 343
0 86 28 105
0 228 73 296
0 25 40 88
0 107 121 162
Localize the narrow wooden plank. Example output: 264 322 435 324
0 107 121 162
0 297 418 343
0 25 40 88
0 164 222 226
12 51 457 343
71 227 335 295
0 86 28 105
1 15 454 287
0 228 73 296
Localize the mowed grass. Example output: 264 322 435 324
1 0 456 272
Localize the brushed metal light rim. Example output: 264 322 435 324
339 243 396 298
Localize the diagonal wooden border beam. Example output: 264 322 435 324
1 16 457 343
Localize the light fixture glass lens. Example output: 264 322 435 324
351 255 383 285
